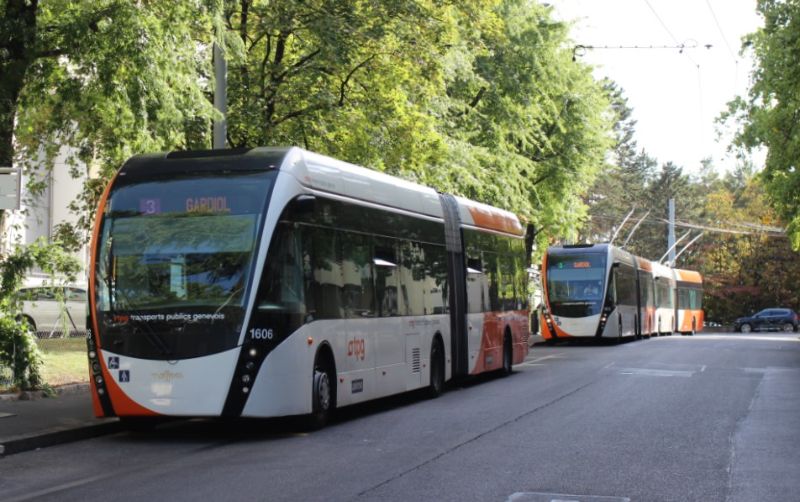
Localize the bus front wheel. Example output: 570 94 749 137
306 352 336 430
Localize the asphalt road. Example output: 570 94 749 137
2 332 799 502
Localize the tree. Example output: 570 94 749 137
218 0 614 249
1 1 216 387
723 0 800 249
434 0 614 245
1 0 216 235
683 174 800 323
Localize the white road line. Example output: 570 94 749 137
526 353 565 363
617 367 694 377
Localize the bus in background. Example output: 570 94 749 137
653 262 676 336
87 147 530 428
541 244 639 342
541 243 704 343
674 268 703 335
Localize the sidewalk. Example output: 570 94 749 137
0 384 121 456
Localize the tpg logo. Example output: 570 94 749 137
348 338 366 361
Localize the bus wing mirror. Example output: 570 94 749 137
294 195 316 214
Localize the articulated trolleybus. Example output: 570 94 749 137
87 147 530 427
540 243 702 342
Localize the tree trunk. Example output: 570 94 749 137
0 0 39 167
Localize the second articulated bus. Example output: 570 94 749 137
540 243 702 342
87 147 530 428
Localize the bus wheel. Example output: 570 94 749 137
501 332 513 376
307 353 335 430
427 337 445 398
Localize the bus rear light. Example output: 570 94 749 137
95 375 104 385
249 348 257 357
89 350 97 359
241 374 251 384
242 387 250 394
307 337 314 346
245 361 255 371
92 363 100 373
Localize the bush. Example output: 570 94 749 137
0 315 43 390
0 237 79 391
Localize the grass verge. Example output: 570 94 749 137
38 338 89 387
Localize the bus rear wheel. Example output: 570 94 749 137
427 338 445 398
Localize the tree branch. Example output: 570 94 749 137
338 54 376 106
273 48 320 83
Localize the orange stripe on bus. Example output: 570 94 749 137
466 206 524 236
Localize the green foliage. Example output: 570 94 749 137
0 315 43 390
3 0 616 271
1 0 217 241
0 238 79 390
723 0 800 249
219 0 613 253
435 0 613 245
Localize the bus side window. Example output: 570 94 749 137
309 227 343 319
258 223 305 313
485 252 500 312
398 241 426 316
607 271 618 305
340 232 374 318
424 243 449 315
374 239 399 317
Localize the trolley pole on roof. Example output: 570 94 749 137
213 41 227 149
672 232 705 266
667 198 676 264
622 210 650 248
609 206 636 245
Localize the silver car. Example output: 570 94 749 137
18 286 87 335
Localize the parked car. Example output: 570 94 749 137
733 308 799 333
16 286 87 334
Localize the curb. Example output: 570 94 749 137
0 382 89 402
0 419 122 456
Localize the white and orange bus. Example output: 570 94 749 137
87 147 530 428
540 243 702 342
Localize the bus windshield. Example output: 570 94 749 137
94 170 275 359
546 253 607 318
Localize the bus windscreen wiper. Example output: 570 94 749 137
114 287 173 358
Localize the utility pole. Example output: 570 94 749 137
213 41 227 150
667 198 676 265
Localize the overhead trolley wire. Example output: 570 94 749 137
588 212 786 237
704 0 738 61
